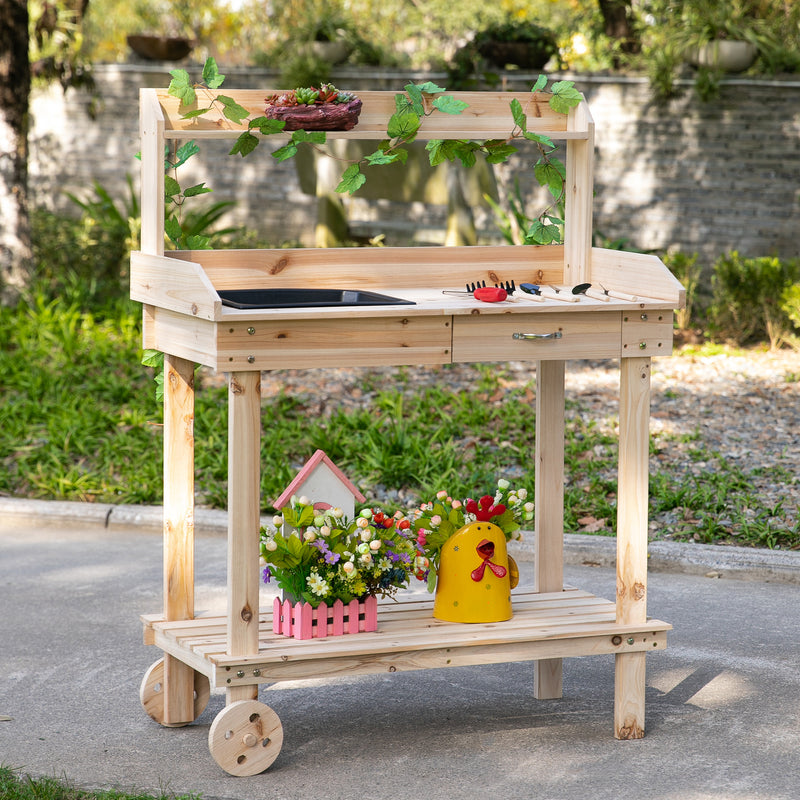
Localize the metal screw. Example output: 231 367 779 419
640 313 648 321
247 327 256 335
253 669 261 677
237 670 245 678
639 342 647 350
627 637 635 645
247 355 255 363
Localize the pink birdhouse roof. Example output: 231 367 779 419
273 449 366 509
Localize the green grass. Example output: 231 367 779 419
1 289 797 550
0 767 197 800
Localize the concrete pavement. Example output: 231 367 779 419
2 503 800 799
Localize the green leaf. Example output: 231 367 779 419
141 349 164 368
523 131 556 149
292 129 327 145
217 95 250 124
229 131 260 157
415 81 447 95
335 164 367 194
249 116 286 135
483 140 518 164
425 139 448 166
404 83 425 116
164 175 181 198
526 218 563 245
174 140 200 169
165 215 183 242
510 98 526 132
432 95 469 115
272 142 298 162
387 110 420 140
365 149 402 166
185 234 213 250
180 108 211 120
426 567 438 593
534 160 566 198
183 183 213 198
167 69 195 106
452 141 479 168
201 57 224 89
531 74 548 93
550 81 583 114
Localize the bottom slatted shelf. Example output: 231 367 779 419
142 587 670 690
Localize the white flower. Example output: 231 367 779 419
430 515 442 527
360 553 373 565
508 494 518 505
524 502 534 513
331 507 344 519
518 488 528 500
360 508 372 519
357 542 370 554
369 539 382 551
298 495 311 507
415 556 430 569
497 478 510 490
259 555 267 566
320 525 331 536
356 517 370 530
272 515 283 526
303 528 317 542
342 561 356 575
264 539 278 552
308 572 329 596
314 515 326 527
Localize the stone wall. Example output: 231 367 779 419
29 64 800 264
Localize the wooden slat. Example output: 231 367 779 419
591 248 686 306
131 252 220 320
152 90 589 141
139 89 165 256
167 244 565 291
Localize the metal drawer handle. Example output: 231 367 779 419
512 332 563 341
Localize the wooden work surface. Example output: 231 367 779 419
142 588 671 689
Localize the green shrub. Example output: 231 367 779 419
663 250 702 331
709 251 800 348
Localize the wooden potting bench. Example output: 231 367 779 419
132 88 683 776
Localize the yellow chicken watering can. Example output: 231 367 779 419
433 520 519 623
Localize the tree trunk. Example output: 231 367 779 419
597 0 640 64
0 0 32 304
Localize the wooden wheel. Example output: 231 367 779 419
139 658 210 727
208 700 283 776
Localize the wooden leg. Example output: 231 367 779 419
227 372 262 677
534 359 565 699
615 357 651 739
162 355 196 725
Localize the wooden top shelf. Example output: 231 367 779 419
144 89 593 141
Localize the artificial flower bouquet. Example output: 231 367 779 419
259 498 420 609
260 480 534 604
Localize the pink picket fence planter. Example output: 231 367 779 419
272 595 378 640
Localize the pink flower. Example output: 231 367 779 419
417 530 427 546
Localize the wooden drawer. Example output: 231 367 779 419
451 311 622 362
217 315 453 370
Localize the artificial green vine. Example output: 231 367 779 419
164 59 582 245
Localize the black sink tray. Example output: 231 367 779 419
218 288 415 309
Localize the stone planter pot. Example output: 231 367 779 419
688 40 757 72
264 97 362 131
272 595 378 639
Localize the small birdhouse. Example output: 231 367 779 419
433 521 513 623
273 450 366 529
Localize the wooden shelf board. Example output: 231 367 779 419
143 588 671 688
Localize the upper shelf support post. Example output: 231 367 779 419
563 101 595 287
140 89 165 257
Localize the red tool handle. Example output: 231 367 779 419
474 287 507 303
